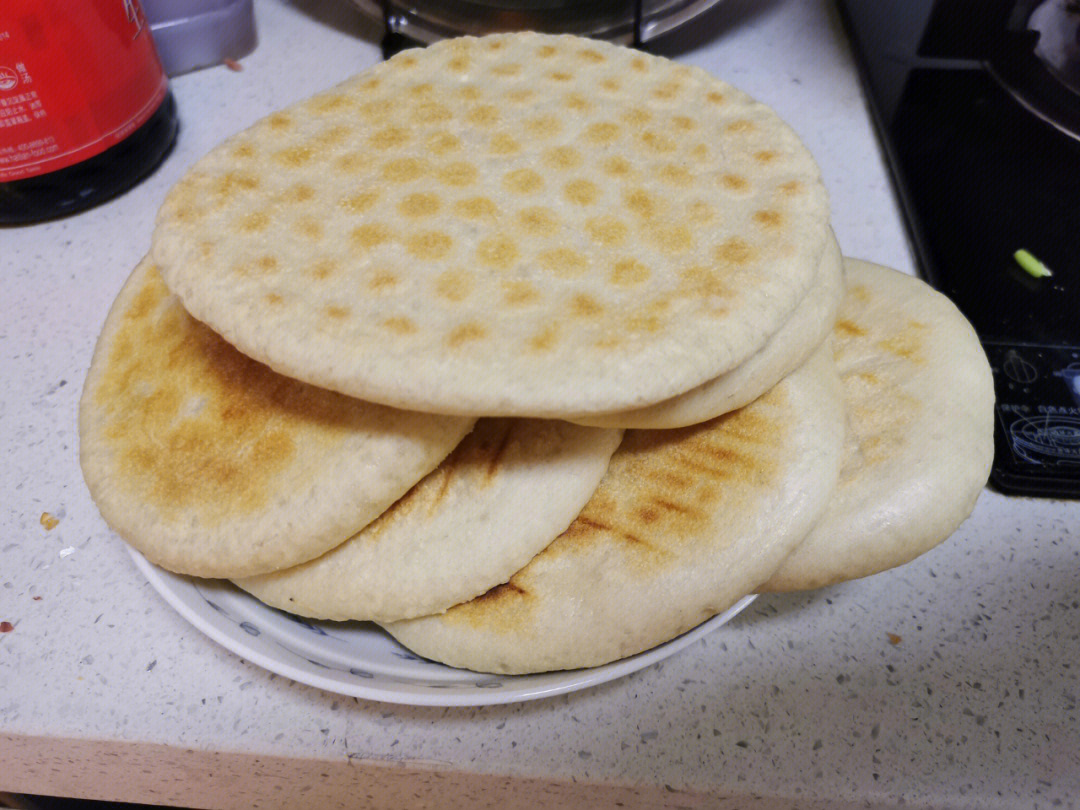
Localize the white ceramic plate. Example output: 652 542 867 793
130 548 755 706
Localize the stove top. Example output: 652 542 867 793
837 0 1080 498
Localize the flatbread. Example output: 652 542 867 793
235 419 622 621
570 230 843 428
79 259 474 578
760 258 994 592
151 32 830 417
381 344 843 674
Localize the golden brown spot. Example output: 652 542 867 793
563 92 590 112
307 259 339 280
453 196 498 221
529 324 559 352
476 236 519 270
406 82 433 97
267 112 292 130
706 90 725 105
726 119 756 134
622 107 652 126
516 206 559 236
340 191 379 214
690 143 710 161
351 223 393 250
273 146 315 168
585 121 621 144
280 183 316 204
630 56 648 72
488 133 522 156
382 316 417 334
369 126 410 149
651 81 682 101
466 104 500 127
336 152 374 174
611 258 650 286
722 174 749 191
834 319 867 338
538 247 588 278
570 293 603 319
779 180 804 196
230 143 255 160
526 115 562 138
398 192 442 218
414 101 452 124
577 48 606 63
211 172 258 197
435 161 479 187
238 212 270 233
314 125 350 148
547 70 573 82
324 305 350 320
649 224 693 254
491 62 522 77
603 156 633 177
397 54 419 68
382 157 430 183
680 265 732 298
503 168 544 194
505 88 536 104
626 312 663 333
368 271 398 292
563 178 600 205
542 145 582 171
536 44 558 58
715 237 757 266
623 188 658 219
877 324 925 362
457 86 482 102
427 131 461 155
447 322 488 347
657 164 693 186
754 150 779 163
446 56 470 72
435 270 470 302
486 39 506 51
585 215 629 246
40 512 59 531
672 116 696 131
502 280 540 306
309 93 351 113
264 293 283 306
293 217 323 240
688 200 716 223
753 209 784 229
406 231 454 260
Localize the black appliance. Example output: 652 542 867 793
836 0 1080 498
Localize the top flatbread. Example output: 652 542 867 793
381 344 844 674
79 259 474 578
151 32 829 417
760 258 994 592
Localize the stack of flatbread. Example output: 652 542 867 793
79 33 994 675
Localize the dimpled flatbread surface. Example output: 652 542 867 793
235 419 622 622
570 230 843 428
79 259 474 579
761 259 994 592
381 346 844 674
151 33 829 417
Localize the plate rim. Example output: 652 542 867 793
128 546 755 706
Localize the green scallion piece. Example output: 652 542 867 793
1014 249 1052 278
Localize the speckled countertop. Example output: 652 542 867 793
2 1 1078 808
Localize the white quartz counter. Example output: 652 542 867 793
2 1 1078 807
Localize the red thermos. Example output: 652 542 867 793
0 0 178 223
